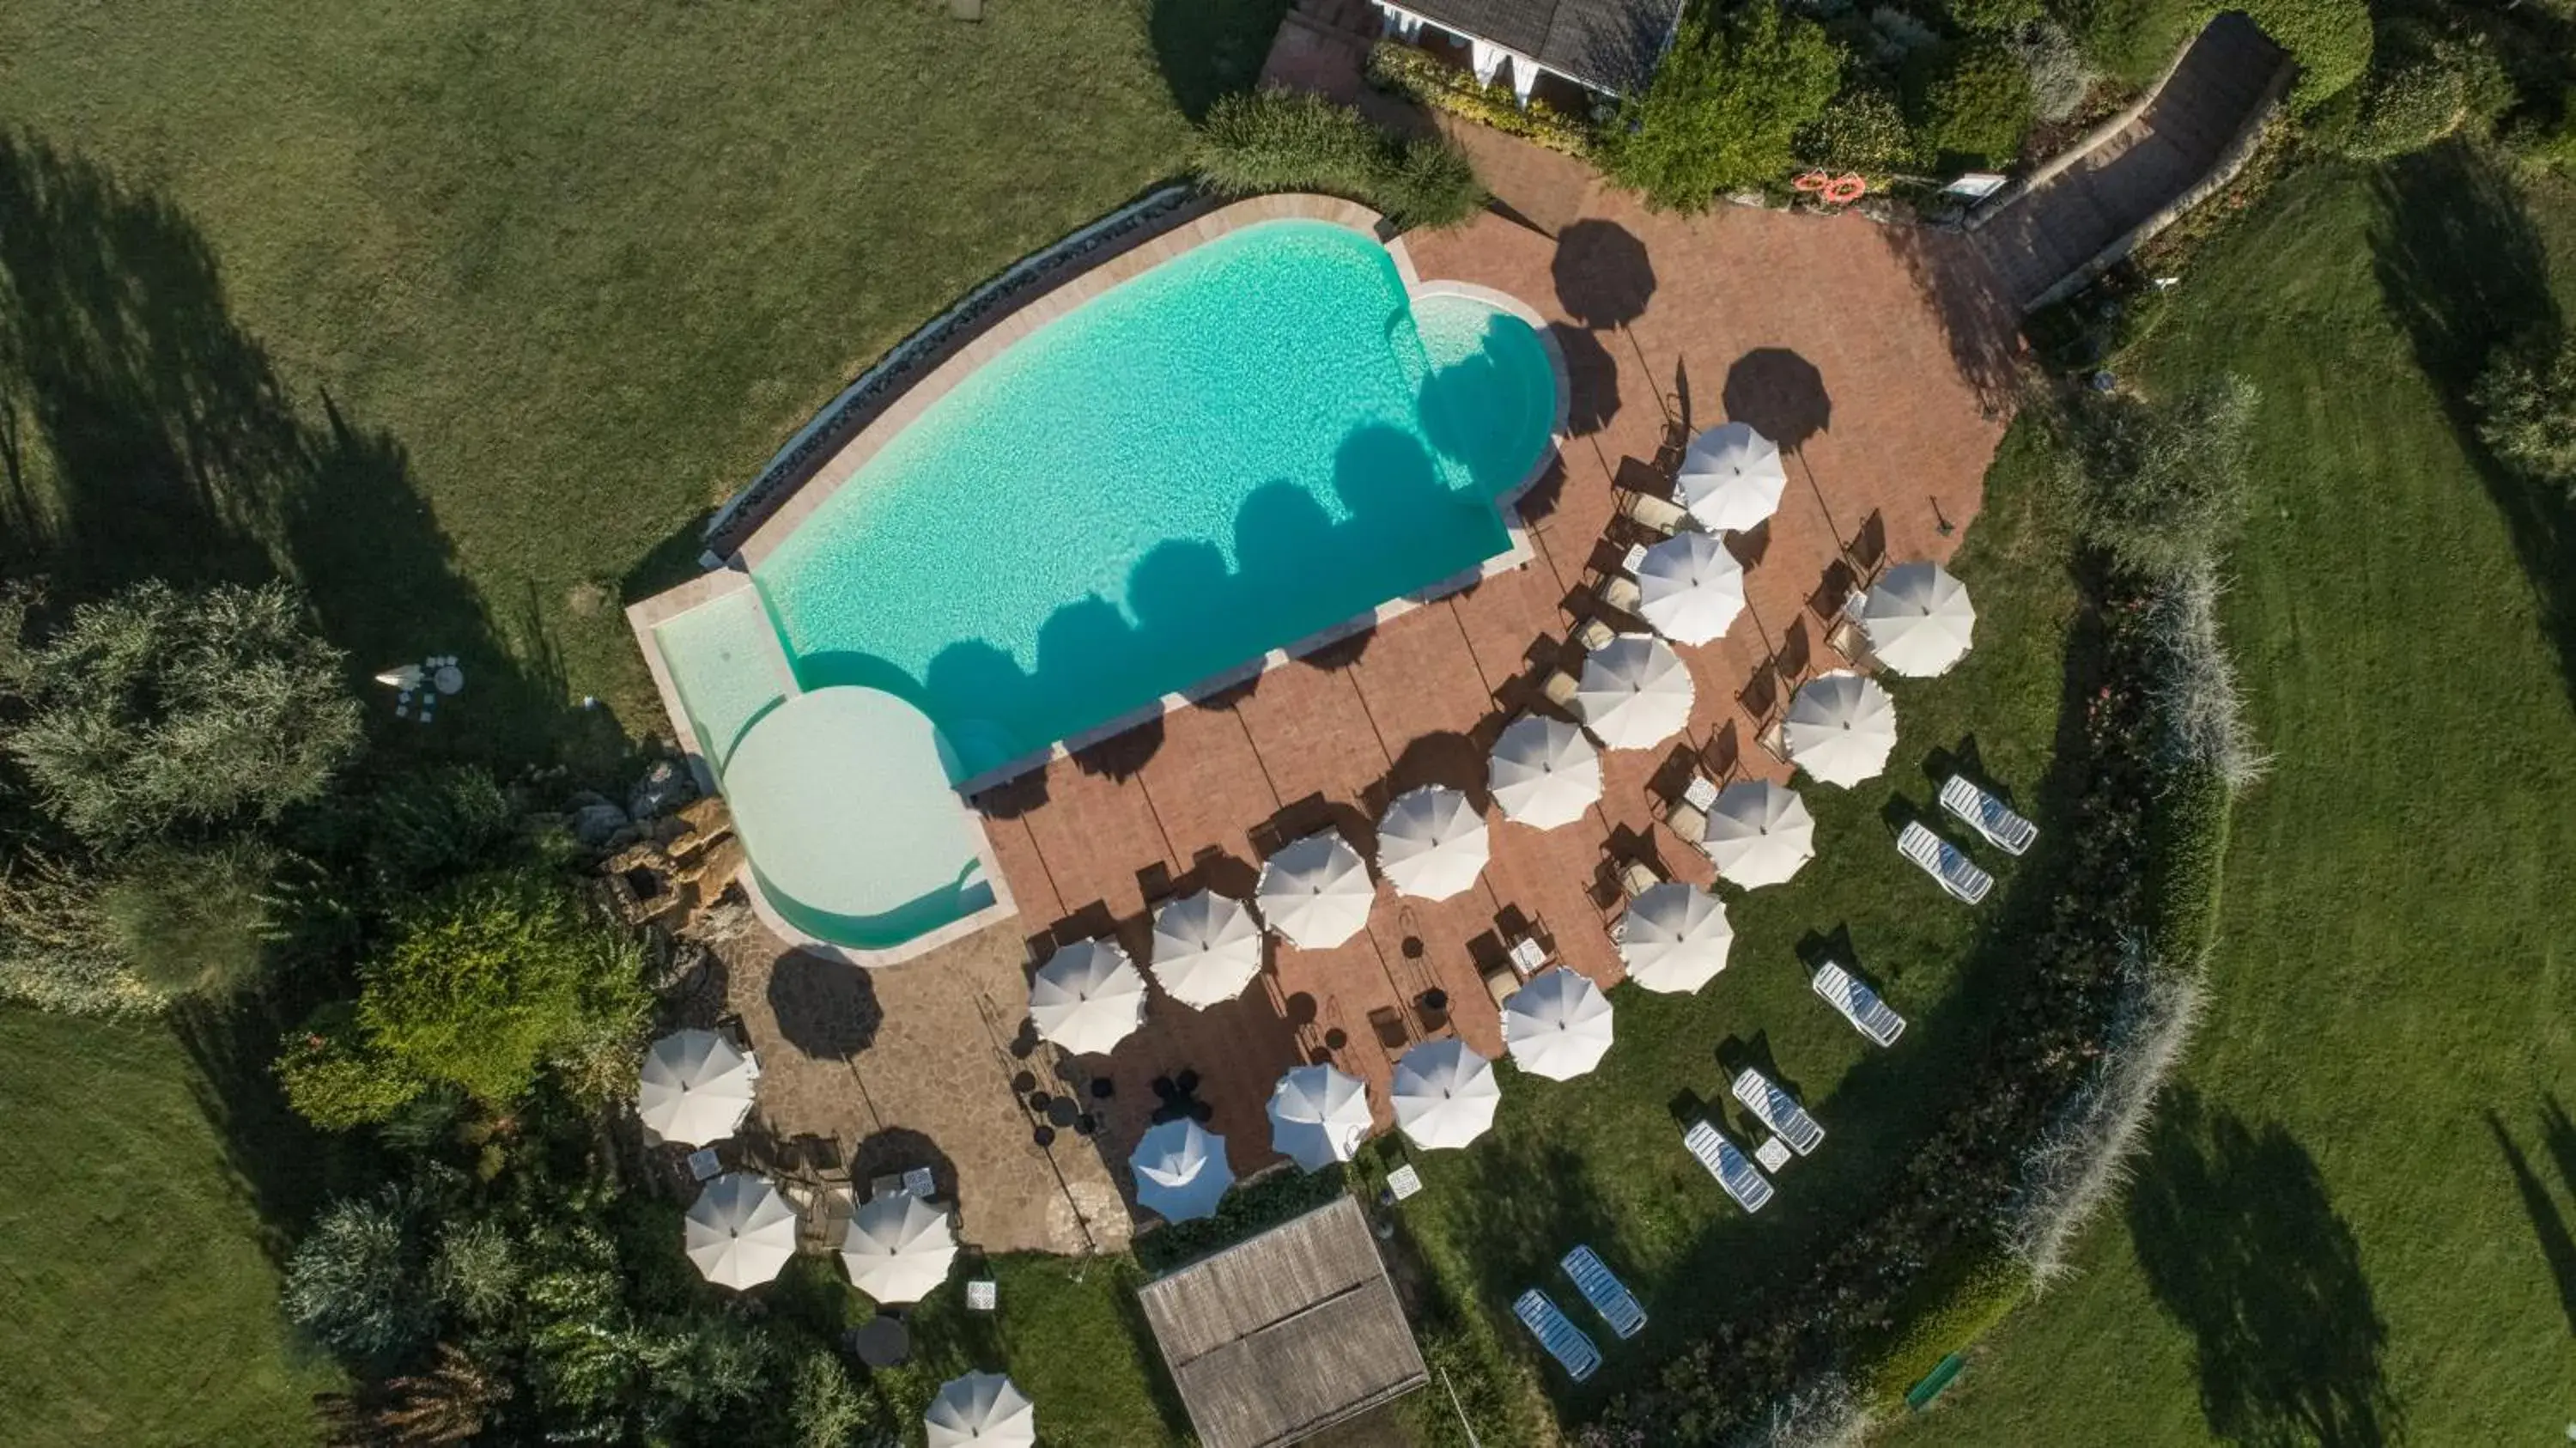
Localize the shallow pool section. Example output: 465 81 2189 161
747 219 1558 781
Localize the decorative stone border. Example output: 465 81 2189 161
631 192 1571 961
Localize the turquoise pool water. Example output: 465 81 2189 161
745 219 1559 781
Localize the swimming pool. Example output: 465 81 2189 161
643 210 1560 957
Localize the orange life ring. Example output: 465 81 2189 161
1821 173 1868 205
1792 170 1832 192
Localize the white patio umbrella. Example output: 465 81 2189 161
1255 830 1375 950
1575 634 1695 751
1501 966 1616 1081
1389 1039 1501 1151
683 1172 799 1289
926 1372 1036 1448
1784 670 1900 787
1149 890 1265 1008
1619 882 1735 994
1029 938 1147 1056
637 1027 756 1147
1131 1118 1233 1223
1488 714 1601 830
839 1191 958 1305
1375 786 1491 901
1634 530 1748 647
1858 561 1977 677
1703 780 1817 889
1675 422 1789 533
1267 1063 1373 1171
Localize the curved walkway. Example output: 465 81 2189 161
1965 13 2291 312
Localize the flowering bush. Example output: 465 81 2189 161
1366 43 1598 156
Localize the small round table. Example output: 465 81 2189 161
850 1314 910 1368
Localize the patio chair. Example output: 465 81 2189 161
1560 1245 1648 1339
1616 857 1664 901
1681 1120 1775 1214
1731 1068 1826 1156
1812 962 1906 1047
1898 821 1994 905
1369 1005 1411 1052
1617 488 1688 536
1483 959 1520 1011
1939 776 2038 856
1513 1288 1604 1382
1573 617 1617 653
1826 614 1873 667
1541 669 1581 710
1595 573 1643 616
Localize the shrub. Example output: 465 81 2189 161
277 1002 432 1129
2141 560 2270 788
1795 85 1923 176
2238 0 2372 109
1909 40 2037 167
2059 0 2204 88
1136 1162 1352 1271
2009 18 2096 124
285 1183 440 1362
2343 27 2511 159
1947 0 2043 36
365 765 519 893
433 1218 524 1328
2471 332 2576 494
0 852 155 1014
1600 0 1849 209
1851 1249 2032 1407
0 580 361 849
1193 89 1487 230
1367 43 1598 156
100 838 279 998
2057 374 2260 579
783 1348 884 1448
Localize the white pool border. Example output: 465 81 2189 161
629 193 1569 965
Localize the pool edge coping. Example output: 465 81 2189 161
629 192 1569 964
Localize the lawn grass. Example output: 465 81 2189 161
0 1009 341 1448
1371 421 2084 1424
1886 149 2576 1444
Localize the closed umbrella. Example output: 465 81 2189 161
1389 1039 1501 1150
1267 1063 1372 1171
1784 670 1899 787
1255 830 1374 949
1703 780 1816 889
926 1372 1036 1448
1131 1118 1233 1223
1029 938 1147 1056
1149 890 1265 1008
683 1172 799 1289
1675 422 1788 533
1576 634 1695 751
1858 561 1977 677
1619 882 1735 994
839 1192 958 1305
1501 966 1616 1080
1488 715 1601 830
638 1027 756 1147
1375 786 1491 901
1634 530 1747 646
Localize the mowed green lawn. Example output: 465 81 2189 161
1893 151 2576 1445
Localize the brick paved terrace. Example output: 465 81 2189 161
720 141 2022 1256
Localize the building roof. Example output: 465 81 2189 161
1135 1196 1430 1448
1400 0 1682 93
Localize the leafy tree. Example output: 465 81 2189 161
2472 335 2576 495
1795 85 1922 177
2343 23 2512 160
285 1183 440 1362
0 580 361 849
1192 90 1487 230
1909 40 2037 168
100 837 278 998
2060 374 2262 579
785 1348 884 1448
1601 1 1847 209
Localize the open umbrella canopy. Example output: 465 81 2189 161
1784 670 1899 787
840 1192 958 1305
1255 830 1375 949
1267 1063 1373 1171
1703 780 1817 889
1488 714 1601 830
1619 882 1735 994
1675 422 1788 533
683 1172 799 1289
1858 561 1977 676
1576 634 1695 751
1029 938 1147 1056
926 1372 1036 1448
1502 966 1617 1080
1131 1118 1233 1223
1375 786 1491 901
1148 890 1265 1009
1634 530 1748 646
1389 1039 1501 1150
639 1027 756 1147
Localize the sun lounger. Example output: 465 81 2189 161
1560 1246 1648 1339
1514 1288 1603 1381
1939 776 2038 856
1898 820 1994 904
1812 962 1905 1047
1731 1068 1825 1155
1682 1120 1775 1213
1617 489 1688 535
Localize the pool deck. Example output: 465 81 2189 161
714 141 2020 1255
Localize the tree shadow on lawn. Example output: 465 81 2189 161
2488 1097 2576 1338
1150 0 1296 122
2371 142 2576 717
2129 1089 2399 1447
